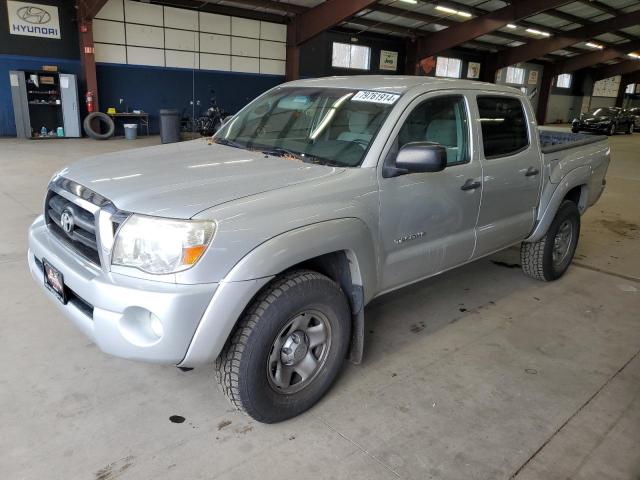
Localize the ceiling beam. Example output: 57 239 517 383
345 17 424 38
346 17 508 52
578 0 619 17
544 4 639 42
146 0 288 23
292 0 378 45
440 0 640 54
414 0 574 59
79 0 109 20
209 0 306 15
494 10 640 69
432 0 618 54
371 4 549 47
592 60 640 80
556 41 640 74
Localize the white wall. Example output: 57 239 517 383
545 95 583 123
93 0 286 75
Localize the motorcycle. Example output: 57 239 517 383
196 93 228 137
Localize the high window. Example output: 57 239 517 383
331 42 371 70
435 56 462 78
557 74 572 88
505 67 525 85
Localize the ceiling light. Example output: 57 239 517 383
435 5 472 18
506 24 517 29
435 5 458 14
526 28 551 37
629 53 640 59
399 0 418 3
585 42 603 49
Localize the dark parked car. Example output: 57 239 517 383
627 107 640 130
572 107 634 135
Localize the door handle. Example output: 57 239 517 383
460 179 481 191
525 166 540 177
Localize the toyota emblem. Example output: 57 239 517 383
60 209 75 235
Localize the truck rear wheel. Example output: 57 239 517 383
520 200 580 281
215 270 351 423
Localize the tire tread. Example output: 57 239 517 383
520 236 548 281
215 269 338 413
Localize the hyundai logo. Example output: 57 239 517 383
17 6 51 25
60 209 75 235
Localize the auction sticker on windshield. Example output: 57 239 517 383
351 91 400 105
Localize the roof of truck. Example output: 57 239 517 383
285 75 524 95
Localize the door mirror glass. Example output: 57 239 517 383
395 142 447 173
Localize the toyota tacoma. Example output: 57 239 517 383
28 76 610 423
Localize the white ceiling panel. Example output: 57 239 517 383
524 13 573 29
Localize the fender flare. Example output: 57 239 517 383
525 166 590 242
225 218 378 296
179 218 377 367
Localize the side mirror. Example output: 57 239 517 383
384 142 447 177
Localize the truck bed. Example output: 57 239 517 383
539 129 607 154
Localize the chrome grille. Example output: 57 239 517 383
45 189 101 265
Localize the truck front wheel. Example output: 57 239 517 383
215 270 351 423
520 200 580 281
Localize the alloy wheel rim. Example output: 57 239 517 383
267 310 332 394
552 220 573 266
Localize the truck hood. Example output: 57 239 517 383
58 140 344 218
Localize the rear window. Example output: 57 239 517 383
477 96 529 158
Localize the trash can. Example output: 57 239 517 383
160 108 180 144
124 123 138 140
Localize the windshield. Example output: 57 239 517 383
213 87 400 167
587 108 616 116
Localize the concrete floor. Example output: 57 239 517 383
1 131 638 480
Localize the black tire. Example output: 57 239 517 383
215 269 351 423
607 123 616 136
626 122 633 135
83 112 115 140
520 200 580 281
571 127 580 134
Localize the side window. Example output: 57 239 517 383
397 96 469 166
477 96 529 158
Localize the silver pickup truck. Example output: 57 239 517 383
28 76 610 423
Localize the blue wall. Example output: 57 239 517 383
96 63 285 134
0 56 284 137
0 54 81 136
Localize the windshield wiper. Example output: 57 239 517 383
264 148 347 167
261 147 305 159
214 138 247 149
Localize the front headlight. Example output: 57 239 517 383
112 215 216 274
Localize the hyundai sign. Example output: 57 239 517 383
7 1 61 39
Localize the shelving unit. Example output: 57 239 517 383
9 70 81 139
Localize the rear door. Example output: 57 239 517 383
472 94 543 258
378 92 482 292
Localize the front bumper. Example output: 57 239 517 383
28 215 217 364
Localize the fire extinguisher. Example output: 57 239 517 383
85 90 94 113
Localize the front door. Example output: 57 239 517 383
472 94 543 258
379 94 482 292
